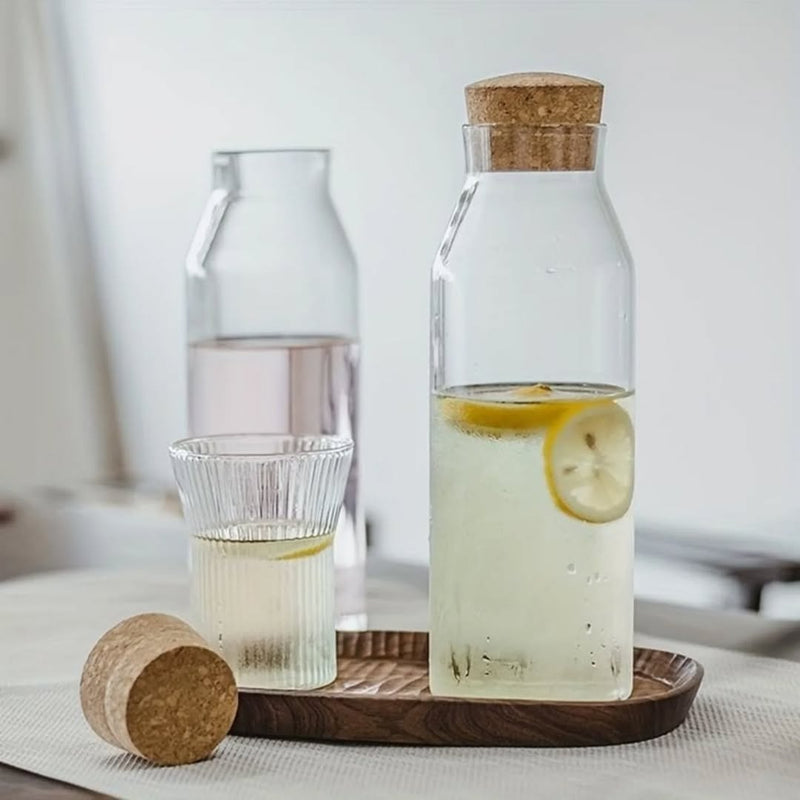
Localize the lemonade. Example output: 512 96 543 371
191 527 335 690
429 383 634 701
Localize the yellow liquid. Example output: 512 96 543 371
191 529 335 690
430 383 634 701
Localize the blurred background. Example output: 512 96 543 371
1 0 798 614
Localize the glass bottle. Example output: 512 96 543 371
430 75 635 700
186 149 365 630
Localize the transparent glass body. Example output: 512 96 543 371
430 125 635 701
186 150 365 629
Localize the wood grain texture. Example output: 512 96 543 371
233 631 703 747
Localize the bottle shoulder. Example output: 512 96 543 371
196 194 357 276
434 172 633 280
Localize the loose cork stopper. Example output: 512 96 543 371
464 72 604 171
80 613 238 766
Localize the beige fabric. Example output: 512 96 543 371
2 569 800 798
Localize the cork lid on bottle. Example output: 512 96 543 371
464 72 604 171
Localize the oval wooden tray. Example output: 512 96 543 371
232 631 703 747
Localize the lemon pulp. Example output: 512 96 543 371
543 402 634 523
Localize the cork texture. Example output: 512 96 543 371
465 72 603 171
80 613 238 766
80 613 174 749
466 72 603 125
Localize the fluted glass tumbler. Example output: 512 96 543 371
169 434 353 690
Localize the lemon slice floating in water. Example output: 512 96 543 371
440 386 569 436
209 534 333 561
274 535 334 560
543 402 634 523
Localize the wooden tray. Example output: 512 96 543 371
232 631 703 747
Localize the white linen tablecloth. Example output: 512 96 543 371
1 568 800 799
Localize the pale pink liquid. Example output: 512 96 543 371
188 336 365 628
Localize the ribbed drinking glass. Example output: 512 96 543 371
169 434 353 690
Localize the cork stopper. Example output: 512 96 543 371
464 72 604 171
80 613 238 766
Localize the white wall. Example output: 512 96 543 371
64 0 800 563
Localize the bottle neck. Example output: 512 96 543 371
213 150 330 199
463 124 605 175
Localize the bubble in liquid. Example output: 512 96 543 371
567 563 576 574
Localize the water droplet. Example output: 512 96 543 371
601 642 607 649
593 572 601 582
610 646 621 678
591 660 597 668
586 575 593 584
585 623 592 634
485 635 491 643
545 266 557 274
482 654 491 663
567 562 576 574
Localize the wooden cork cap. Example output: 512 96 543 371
464 72 604 171
80 613 238 766
466 72 603 126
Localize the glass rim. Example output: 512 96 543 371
169 433 353 461
462 123 606 132
212 148 330 157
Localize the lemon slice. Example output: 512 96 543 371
543 402 634 523
440 395 567 436
512 383 554 399
210 534 333 561
274 534 334 561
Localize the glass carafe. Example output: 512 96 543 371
186 149 365 630
430 75 635 700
